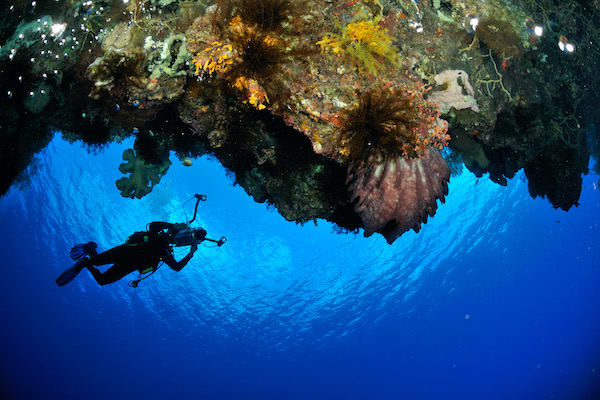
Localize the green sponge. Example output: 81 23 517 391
116 148 171 199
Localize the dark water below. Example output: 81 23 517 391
0 135 599 399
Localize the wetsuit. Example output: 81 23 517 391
85 222 196 285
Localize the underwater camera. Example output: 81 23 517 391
172 227 208 247
172 227 227 247
171 194 227 247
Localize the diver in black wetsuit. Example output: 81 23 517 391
57 194 226 287
57 222 211 286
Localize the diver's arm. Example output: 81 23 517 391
163 243 197 272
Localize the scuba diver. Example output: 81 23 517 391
56 195 226 287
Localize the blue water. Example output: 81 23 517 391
0 134 599 399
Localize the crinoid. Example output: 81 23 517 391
208 16 293 107
197 1 313 109
228 29 286 83
339 87 428 164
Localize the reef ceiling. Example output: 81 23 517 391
1 0 599 243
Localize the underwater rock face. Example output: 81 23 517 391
87 22 187 111
0 0 599 243
183 0 456 242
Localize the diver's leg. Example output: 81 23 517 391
89 245 130 266
86 263 137 286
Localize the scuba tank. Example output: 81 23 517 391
126 231 151 246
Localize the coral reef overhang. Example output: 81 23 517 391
1 0 599 244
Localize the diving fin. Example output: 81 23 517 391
70 242 97 260
56 258 89 286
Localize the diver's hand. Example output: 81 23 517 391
190 242 198 254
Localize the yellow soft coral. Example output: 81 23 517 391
229 15 256 39
195 41 233 76
344 19 394 59
316 15 400 75
316 36 342 55
233 76 270 110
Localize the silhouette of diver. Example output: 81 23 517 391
56 221 223 287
